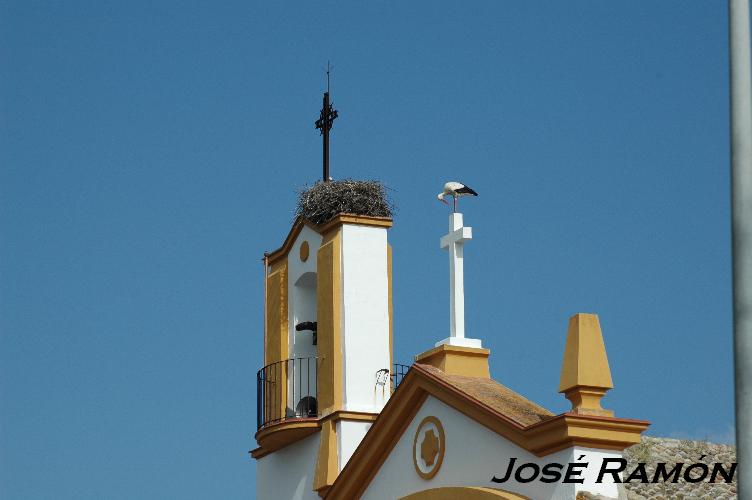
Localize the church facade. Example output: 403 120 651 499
251 209 649 500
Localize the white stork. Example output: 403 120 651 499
437 181 478 212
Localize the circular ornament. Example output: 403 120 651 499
412 416 445 480
300 241 309 262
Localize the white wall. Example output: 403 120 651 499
553 447 623 499
256 433 321 500
337 420 373 471
340 224 391 413
361 396 624 500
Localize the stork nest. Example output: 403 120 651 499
295 179 393 225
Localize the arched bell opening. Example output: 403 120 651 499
291 271 318 358
285 271 318 418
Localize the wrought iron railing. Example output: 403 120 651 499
256 359 409 430
391 363 410 393
257 356 318 431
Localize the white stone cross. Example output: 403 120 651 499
437 213 482 348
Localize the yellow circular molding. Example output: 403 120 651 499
412 416 445 480
299 241 309 262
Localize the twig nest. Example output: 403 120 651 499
295 179 393 225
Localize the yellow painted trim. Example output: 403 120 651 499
412 416 445 480
317 213 393 234
524 413 649 455
266 215 392 265
267 218 308 266
326 378 429 499
415 344 490 378
264 260 289 423
312 412 379 494
313 419 338 494
251 411 378 460
325 364 649 499
317 227 343 414
321 410 379 423
416 344 491 359
251 419 320 459
264 259 289 365
400 487 530 500
309 226 344 495
562 386 614 417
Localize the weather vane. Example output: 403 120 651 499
314 62 338 182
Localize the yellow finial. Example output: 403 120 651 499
558 313 614 417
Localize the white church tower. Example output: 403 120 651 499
252 93 650 500
253 211 394 498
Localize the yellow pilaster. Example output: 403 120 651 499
312 419 339 496
316 227 343 415
265 260 288 365
265 261 289 422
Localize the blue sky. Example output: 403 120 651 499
0 1 736 499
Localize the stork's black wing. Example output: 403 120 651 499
456 185 478 196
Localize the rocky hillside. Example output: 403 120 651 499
623 436 736 499
579 436 737 499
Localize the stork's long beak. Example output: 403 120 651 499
439 198 449 205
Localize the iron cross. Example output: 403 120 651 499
314 66 338 182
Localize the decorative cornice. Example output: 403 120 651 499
317 213 392 234
266 217 309 265
523 412 650 456
322 410 379 423
251 419 320 459
250 410 380 459
266 214 392 265
324 363 649 499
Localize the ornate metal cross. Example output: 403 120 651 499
314 68 338 182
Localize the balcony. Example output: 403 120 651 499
257 356 318 431
256 358 411 431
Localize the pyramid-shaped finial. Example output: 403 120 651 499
559 313 614 417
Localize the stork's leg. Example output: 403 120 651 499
453 196 457 213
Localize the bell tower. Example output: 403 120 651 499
254 207 394 498
254 80 395 498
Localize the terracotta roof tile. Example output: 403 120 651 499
417 364 555 427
